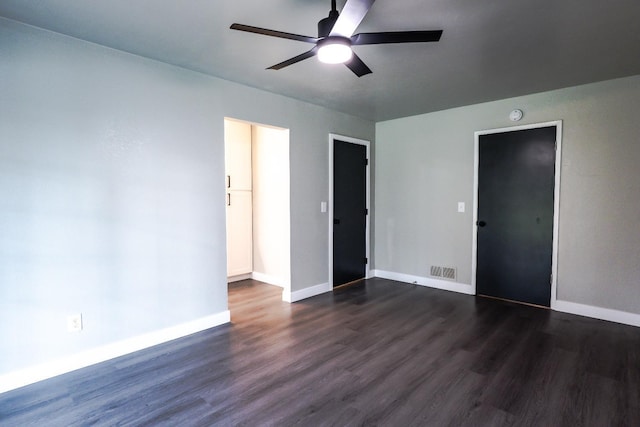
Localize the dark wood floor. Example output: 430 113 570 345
2 278 640 426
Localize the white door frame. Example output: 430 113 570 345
329 133 371 288
224 117 292 299
471 120 562 308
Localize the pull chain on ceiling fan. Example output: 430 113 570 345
230 0 443 77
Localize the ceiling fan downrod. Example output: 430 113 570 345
318 0 340 38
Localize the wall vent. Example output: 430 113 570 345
442 267 457 280
430 266 442 277
430 265 457 281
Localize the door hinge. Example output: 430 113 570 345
550 273 553 285
365 158 369 166
554 141 557 150
365 208 368 215
364 257 368 264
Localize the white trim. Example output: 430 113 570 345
227 273 252 283
251 271 286 288
472 120 563 306
553 300 640 328
224 117 293 304
550 122 563 305
374 269 640 328
471 130 480 295
372 270 474 295
283 282 332 303
0 311 230 394
328 134 372 289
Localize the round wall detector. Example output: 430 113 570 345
509 109 524 121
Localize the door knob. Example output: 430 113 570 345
476 220 486 227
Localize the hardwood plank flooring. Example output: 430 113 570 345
1 278 640 426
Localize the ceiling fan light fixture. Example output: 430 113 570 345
317 37 352 64
230 0 443 76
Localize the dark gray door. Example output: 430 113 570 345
476 126 556 306
333 140 367 287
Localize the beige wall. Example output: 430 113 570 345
252 125 291 288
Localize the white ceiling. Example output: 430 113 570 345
2 0 640 121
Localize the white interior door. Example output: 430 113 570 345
224 120 252 191
226 190 253 277
225 119 253 277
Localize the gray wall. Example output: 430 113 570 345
375 75 640 314
0 18 374 374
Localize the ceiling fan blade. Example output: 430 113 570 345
351 30 443 45
231 23 319 44
267 47 319 70
329 0 376 37
344 52 372 77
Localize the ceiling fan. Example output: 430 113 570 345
230 0 443 77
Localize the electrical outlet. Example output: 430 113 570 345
67 313 83 332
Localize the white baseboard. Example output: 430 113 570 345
0 310 230 395
373 269 640 328
251 271 286 288
553 300 640 328
227 273 252 283
284 282 331 303
372 269 474 295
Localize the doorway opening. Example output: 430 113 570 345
472 121 562 308
224 118 291 303
329 133 371 288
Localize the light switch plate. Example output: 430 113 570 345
457 202 465 213
67 313 83 332
321 201 327 213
